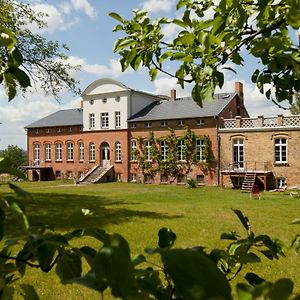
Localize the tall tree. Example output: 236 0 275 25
290 93 300 114
110 0 300 108
0 144 27 168
0 0 80 101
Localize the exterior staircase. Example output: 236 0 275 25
241 172 256 192
78 165 114 184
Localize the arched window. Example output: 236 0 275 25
160 140 168 161
33 143 40 165
44 143 51 161
79 142 84 161
89 143 95 162
232 138 244 169
66 142 74 161
115 142 121 162
130 140 137 161
55 143 62 161
274 138 287 164
144 140 151 161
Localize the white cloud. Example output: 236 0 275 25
70 0 97 20
141 0 176 14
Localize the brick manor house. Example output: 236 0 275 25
25 78 300 190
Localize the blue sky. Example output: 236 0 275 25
0 0 291 150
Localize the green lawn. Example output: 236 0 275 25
1 181 300 299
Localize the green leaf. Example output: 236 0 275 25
9 183 32 200
161 249 232 300
9 48 23 67
0 207 5 241
3 72 17 101
158 227 176 248
291 219 300 224
11 68 31 88
132 254 146 266
220 232 239 240
245 273 265 286
0 26 16 48
20 284 40 300
236 283 253 300
56 251 82 283
36 244 56 272
149 68 158 81
109 12 124 23
268 278 294 300
240 252 261 263
97 234 134 298
192 84 203 107
232 209 250 232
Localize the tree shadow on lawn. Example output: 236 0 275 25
3 192 181 235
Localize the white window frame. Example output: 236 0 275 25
177 139 185 161
145 122 152 128
196 139 205 162
101 112 109 129
131 140 137 161
115 111 121 128
89 113 95 130
34 144 40 164
161 121 168 127
56 143 62 161
130 123 137 129
67 143 74 161
115 142 121 162
79 143 84 161
178 120 184 126
274 138 287 164
233 138 244 169
160 140 168 161
45 143 51 161
145 140 151 161
89 143 95 162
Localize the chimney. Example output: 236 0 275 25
235 81 243 99
170 89 177 101
80 100 83 109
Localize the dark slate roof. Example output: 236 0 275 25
25 109 83 128
128 93 236 122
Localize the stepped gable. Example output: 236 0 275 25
25 108 83 128
128 93 236 122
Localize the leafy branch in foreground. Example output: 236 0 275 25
110 0 300 108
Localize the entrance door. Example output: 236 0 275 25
101 143 110 167
233 138 244 169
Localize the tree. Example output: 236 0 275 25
290 93 300 114
0 0 80 101
110 0 300 108
0 144 27 168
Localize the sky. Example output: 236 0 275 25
0 0 293 150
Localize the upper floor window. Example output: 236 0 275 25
45 143 51 161
160 140 168 161
89 113 95 130
233 138 244 169
178 120 184 126
130 123 137 129
79 143 84 161
115 111 121 128
46 128 51 134
67 142 74 161
79 126 83 131
89 99 94 105
101 112 109 129
57 128 62 133
274 138 287 164
161 121 168 127
145 122 152 128
102 97 107 103
115 96 120 102
115 142 121 162
131 140 137 161
177 139 185 161
34 144 40 164
35 129 39 134
68 127 72 132
197 119 205 126
196 139 206 161
144 140 151 161
89 143 95 161
56 143 62 161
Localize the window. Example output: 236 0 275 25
178 120 184 126
67 143 73 161
276 177 286 188
46 128 51 133
68 127 72 132
116 173 121 182
197 119 205 126
115 111 121 128
197 175 205 184
144 174 152 183
55 170 61 178
130 123 137 129
115 142 121 162
130 173 137 182
115 96 120 102
56 143 62 161
89 143 95 161
131 140 137 161
89 113 95 129
35 129 39 134
161 121 168 127
79 143 84 161
144 140 151 161
233 138 244 168
274 138 287 164
102 97 107 103
196 139 206 161
89 99 94 105
177 139 185 161
79 126 83 131
145 122 152 128
101 112 109 129
57 128 62 133
177 175 186 183
45 143 51 161
161 174 168 183
34 144 40 165
160 140 168 161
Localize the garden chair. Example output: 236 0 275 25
250 185 260 200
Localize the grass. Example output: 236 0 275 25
1 181 300 299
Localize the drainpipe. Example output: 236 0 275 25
215 115 220 186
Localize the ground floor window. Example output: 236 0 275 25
160 174 168 183
55 170 61 179
115 173 121 182
196 175 205 184
177 174 186 184
144 174 152 183
276 177 286 189
231 176 243 189
130 173 137 182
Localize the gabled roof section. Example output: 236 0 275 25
128 93 236 122
25 109 83 129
